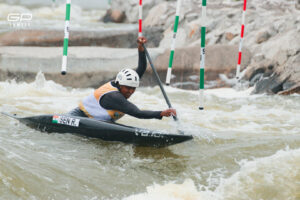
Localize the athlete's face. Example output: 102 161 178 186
119 85 136 99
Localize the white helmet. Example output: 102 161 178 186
115 69 140 87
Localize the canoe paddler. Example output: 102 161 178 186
68 36 176 122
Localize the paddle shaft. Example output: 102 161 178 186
142 44 178 121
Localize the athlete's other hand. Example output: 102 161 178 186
160 108 177 117
137 36 147 51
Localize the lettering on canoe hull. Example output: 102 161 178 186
135 128 164 138
52 115 80 127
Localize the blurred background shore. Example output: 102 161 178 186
0 0 299 94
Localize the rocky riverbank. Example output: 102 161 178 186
0 0 299 94
104 0 300 94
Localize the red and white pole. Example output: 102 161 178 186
235 0 247 81
138 0 143 37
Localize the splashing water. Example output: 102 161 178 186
0 73 299 200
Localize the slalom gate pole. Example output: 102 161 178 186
61 0 71 75
142 44 178 122
235 0 247 81
138 0 143 37
52 0 56 9
165 0 182 85
199 0 206 110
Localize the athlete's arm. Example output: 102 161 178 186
101 91 162 119
135 37 147 78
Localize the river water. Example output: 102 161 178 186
0 72 299 200
1 1 300 199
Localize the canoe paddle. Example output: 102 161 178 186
142 44 178 122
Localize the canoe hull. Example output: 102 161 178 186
3 113 193 147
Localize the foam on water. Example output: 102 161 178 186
136 86 300 137
0 71 91 114
124 147 300 200
0 73 299 199
1 73 299 137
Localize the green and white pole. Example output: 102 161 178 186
52 0 56 9
199 0 206 110
61 0 71 75
166 0 182 85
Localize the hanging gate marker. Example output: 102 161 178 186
138 0 143 37
61 0 71 75
235 0 247 81
199 0 206 110
166 0 182 85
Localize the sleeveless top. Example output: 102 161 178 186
79 82 125 121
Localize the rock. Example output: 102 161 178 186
253 54 265 63
256 31 271 44
249 30 300 93
110 10 126 23
243 59 276 82
275 53 300 92
115 0 300 93
249 73 264 87
102 9 125 23
282 81 296 91
144 2 171 28
278 83 300 95
143 1 201 30
252 73 283 94
250 52 300 95
296 0 300 10
270 31 300 58
159 27 187 49
274 50 288 66
187 20 201 39
110 0 161 23
102 10 111 23
225 32 237 41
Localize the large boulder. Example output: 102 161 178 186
109 0 161 23
102 9 126 23
143 2 175 29
245 30 300 94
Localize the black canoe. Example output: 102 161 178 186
2 112 193 147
